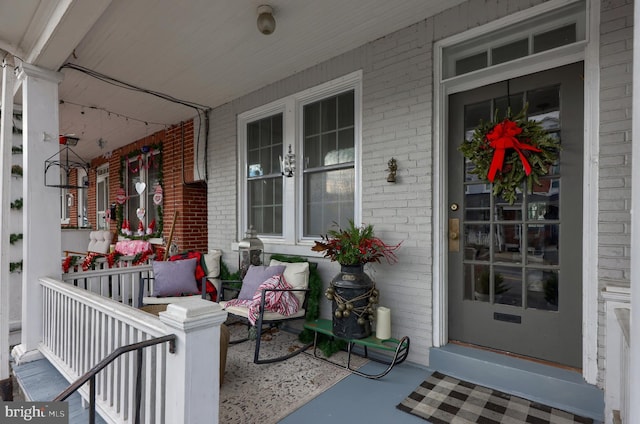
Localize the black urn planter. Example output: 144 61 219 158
329 265 375 339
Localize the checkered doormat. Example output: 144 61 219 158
397 371 594 424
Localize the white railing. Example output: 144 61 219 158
63 254 153 274
39 273 225 424
603 286 631 424
61 264 153 307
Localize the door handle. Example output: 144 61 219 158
449 218 460 252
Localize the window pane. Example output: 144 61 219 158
337 92 354 128
248 178 283 236
338 129 355 163
127 161 141 225
146 157 161 229
533 24 576 53
463 101 491 133
464 223 491 251
494 94 524 119
247 114 283 178
304 168 354 237
494 265 522 306
492 38 529 65
467 264 489 301
527 270 558 311
455 52 487 76
304 91 355 169
247 122 259 150
321 132 336 166
304 102 320 136
321 97 337 132
304 135 321 169
464 189 491 221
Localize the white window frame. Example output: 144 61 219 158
124 150 160 228
96 165 109 230
59 170 70 225
238 71 363 254
77 168 89 228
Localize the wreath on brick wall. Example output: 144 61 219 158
458 107 560 204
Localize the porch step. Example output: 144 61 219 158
429 344 604 422
12 359 107 424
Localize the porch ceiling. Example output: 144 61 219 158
1 0 462 160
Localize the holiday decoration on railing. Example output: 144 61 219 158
458 107 560 204
121 219 132 237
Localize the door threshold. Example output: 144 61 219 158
429 343 604 421
449 340 582 374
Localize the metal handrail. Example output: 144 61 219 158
53 334 177 424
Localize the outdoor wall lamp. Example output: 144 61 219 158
280 144 295 177
387 158 397 183
257 5 276 35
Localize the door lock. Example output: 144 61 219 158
450 203 459 211
449 218 460 252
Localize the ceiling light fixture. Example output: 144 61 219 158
45 138 90 188
257 5 276 35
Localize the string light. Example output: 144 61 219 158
59 99 169 127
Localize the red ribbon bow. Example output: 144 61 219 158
486 119 541 182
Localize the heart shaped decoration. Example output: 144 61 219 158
135 181 146 195
136 208 145 220
115 187 127 204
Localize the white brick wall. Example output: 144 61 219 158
206 0 630 374
597 0 633 387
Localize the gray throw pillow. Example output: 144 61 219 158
152 258 199 297
238 264 286 300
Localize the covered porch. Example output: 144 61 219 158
1 0 639 423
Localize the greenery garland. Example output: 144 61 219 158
11 165 22 177
10 260 22 273
9 233 22 245
458 106 560 204
10 198 22 210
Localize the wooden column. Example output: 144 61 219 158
12 63 63 364
0 56 16 398
630 0 640 421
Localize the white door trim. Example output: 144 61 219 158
432 0 600 384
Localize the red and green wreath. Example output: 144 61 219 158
458 107 560 204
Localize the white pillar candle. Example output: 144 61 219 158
376 306 391 340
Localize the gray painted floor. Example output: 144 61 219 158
11 347 605 424
12 359 107 424
279 360 430 423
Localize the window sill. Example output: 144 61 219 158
230 240 325 260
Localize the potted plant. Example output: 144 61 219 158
312 220 401 339
474 269 509 302
543 273 558 308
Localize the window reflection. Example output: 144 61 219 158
460 84 563 310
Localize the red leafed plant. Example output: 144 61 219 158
312 220 401 265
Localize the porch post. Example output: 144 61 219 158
630 0 640 421
0 56 16 398
158 298 227 424
11 63 63 364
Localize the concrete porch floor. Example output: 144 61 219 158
10 344 605 424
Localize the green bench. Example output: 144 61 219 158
303 318 410 379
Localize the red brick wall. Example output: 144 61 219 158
87 119 207 253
